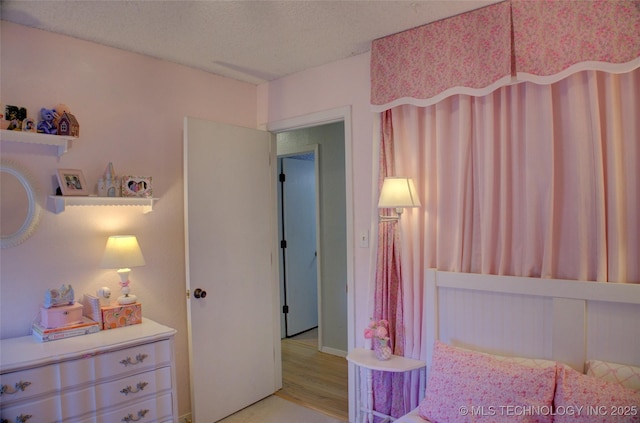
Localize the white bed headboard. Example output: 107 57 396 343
423 270 640 372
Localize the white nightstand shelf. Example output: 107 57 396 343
347 348 426 423
49 195 157 214
1 129 78 156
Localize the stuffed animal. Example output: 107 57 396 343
37 107 58 134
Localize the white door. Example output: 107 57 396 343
280 156 318 337
184 117 280 422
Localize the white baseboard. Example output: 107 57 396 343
321 345 347 357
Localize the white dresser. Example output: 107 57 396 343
0 319 177 423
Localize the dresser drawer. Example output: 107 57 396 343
56 338 172 390
0 395 61 422
96 392 174 423
0 364 59 405
94 339 172 381
60 366 173 419
96 366 172 408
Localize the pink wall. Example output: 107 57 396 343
2 20 377 419
1 21 257 417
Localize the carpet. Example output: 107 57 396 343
217 395 347 423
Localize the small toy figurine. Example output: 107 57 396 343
44 284 75 308
37 107 59 134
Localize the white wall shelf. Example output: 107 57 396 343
48 195 157 214
1 129 78 156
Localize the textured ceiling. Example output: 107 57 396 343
2 0 501 85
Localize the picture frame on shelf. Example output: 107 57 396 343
22 117 37 133
56 169 89 196
122 175 152 198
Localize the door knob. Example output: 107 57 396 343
194 288 207 299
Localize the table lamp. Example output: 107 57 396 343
100 235 146 305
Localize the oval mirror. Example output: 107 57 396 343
1 160 42 248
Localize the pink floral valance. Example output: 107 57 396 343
371 1 512 111
371 0 640 111
512 0 640 84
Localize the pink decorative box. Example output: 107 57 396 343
40 302 84 329
101 303 142 330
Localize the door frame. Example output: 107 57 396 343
268 106 355 419
277 145 321 342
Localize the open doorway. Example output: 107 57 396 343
274 120 349 420
276 121 347 354
269 106 355 422
278 150 319 339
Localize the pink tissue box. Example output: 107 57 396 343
40 302 84 329
101 303 142 330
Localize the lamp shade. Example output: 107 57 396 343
100 235 146 269
378 177 421 208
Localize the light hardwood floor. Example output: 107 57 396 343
276 330 349 422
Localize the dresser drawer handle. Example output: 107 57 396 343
0 380 32 396
121 409 149 422
120 381 149 395
119 353 148 366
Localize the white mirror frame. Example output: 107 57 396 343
1 160 42 249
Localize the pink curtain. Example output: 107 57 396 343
392 68 639 285
371 110 407 419
373 66 639 412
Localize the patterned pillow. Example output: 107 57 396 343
418 341 556 422
586 360 640 392
453 344 558 369
554 366 640 422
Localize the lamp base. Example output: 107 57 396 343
117 294 137 305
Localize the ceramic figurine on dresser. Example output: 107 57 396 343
43 284 75 308
40 284 83 329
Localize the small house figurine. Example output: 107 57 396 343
57 112 80 137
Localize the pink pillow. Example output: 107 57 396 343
418 341 556 422
554 366 640 422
